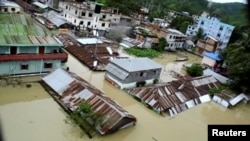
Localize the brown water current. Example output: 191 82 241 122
0 51 250 141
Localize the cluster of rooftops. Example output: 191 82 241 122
0 2 249 137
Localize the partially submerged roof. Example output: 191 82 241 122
203 68 230 84
42 68 137 135
106 57 163 72
127 75 220 115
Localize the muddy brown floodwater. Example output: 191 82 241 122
0 51 250 141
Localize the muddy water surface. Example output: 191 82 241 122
0 51 250 141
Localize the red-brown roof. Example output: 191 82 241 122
127 75 220 115
56 34 120 71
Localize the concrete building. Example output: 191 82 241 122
186 16 235 50
59 1 121 35
0 0 21 13
165 29 187 51
105 57 162 89
0 14 67 76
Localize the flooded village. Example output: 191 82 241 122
0 0 250 141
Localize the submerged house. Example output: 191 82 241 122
127 75 220 116
0 14 67 76
212 90 250 108
105 57 162 89
42 68 137 135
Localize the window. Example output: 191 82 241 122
140 72 147 77
82 12 86 16
64 14 67 17
217 33 221 37
153 70 158 74
219 26 224 31
4 8 7 12
11 8 15 12
88 13 93 17
44 62 53 69
169 35 172 39
66 6 68 9
20 64 28 70
79 21 83 25
102 15 106 19
75 10 78 15
74 19 76 23
201 21 204 25
102 23 105 27
139 72 144 77
87 21 91 26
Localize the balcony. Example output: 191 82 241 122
0 53 68 62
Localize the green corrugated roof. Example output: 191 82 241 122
0 13 59 46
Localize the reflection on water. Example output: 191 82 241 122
0 52 250 141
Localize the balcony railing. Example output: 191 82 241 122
0 53 68 61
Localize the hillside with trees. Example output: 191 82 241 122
89 0 248 26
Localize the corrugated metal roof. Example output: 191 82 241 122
44 11 69 27
42 68 136 135
42 68 75 95
77 38 104 45
32 1 48 9
109 57 162 72
0 14 58 46
127 75 221 115
105 63 129 80
56 34 121 71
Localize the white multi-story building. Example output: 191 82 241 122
165 29 187 51
59 1 121 34
186 17 235 50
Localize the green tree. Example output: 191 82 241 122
153 37 166 52
223 26 250 92
186 64 203 77
65 101 104 131
170 16 193 33
192 28 204 43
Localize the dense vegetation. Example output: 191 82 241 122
65 101 103 137
85 0 247 26
186 64 203 77
124 47 161 58
222 25 250 93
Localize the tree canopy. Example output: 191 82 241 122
223 25 250 92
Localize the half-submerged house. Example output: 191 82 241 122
42 68 137 135
105 57 163 89
127 75 220 116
